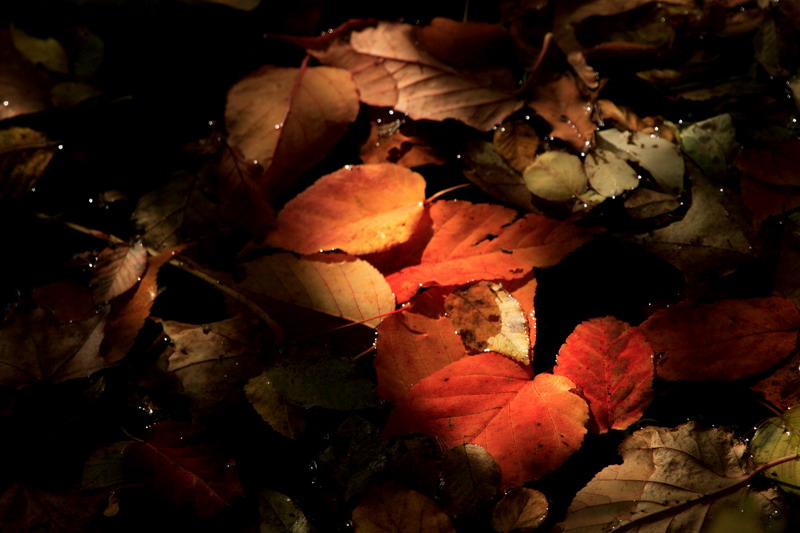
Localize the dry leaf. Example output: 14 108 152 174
493 120 540 174
597 128 684 195
584 148 640 198
461 140 538 212
523 151 587 202
360 120 445 167
91 242 148 304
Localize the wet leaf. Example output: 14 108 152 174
523 151 587 202
0 127 57 199
751 351 800 411
375 288 466 405
735 140 800 187
0 483 105 533
245 371 305 439
528 73 597 151
360 120 446 167
584 148 640 198
444 282 530 364
125 421 243 518
225 64 359 195
493 120 540 174
461 140 538 212
555 317 653 433
236 253 394 328
387 201 594 302
491 488 548 533
740 175 800 230
385 353 588 488
304 21 522 131
81 441 131 490
622 188 681 219
640 297 800 381
679 113 739 177
351 482 456 533
11 26 68 74
750 407 800 496
559 422 784 532
91 241 148 304
265 163 426 255
440 444 500 515
597 128 684 194
259 489 315 533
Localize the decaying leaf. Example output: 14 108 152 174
583 148 640 198
750 407 800 496
493 120 540 174
91 241 148 304
225 63 359 195
245 371 306 439
528 72 597 151
375 288 466 405
385 353 588 488
597 128 684 195
622 188 681 219
554 317 654 433
0 127 57 198
259 489 315 533
491 488 548 533
351 482 456 533
444 282 531 364
679 113 739 177
265 163 426 255
440 444 501 515
640 297 800 381
523 151 587 202
559 422 785 532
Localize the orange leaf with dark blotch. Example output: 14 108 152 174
528 72 597 151
265 164 426 255
351 482 455 533
360 120 445 168
225 63 359 196
640 298 800 381
236 253 395 328
101 246 183 363
385 353 588 488
735 141 800 187
445 282 530 364
125 421 243 518
91 241 148 304
0 282 107 388
305 21 522 131
375 288 466 405
554 317 654 433
386 201 593 302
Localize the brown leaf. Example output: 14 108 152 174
751 351 800 411
225 63 359 195
741 175 800 230
528 73 597 151
0 29 52 120
351 482 456 533
493 120 540 174
640 297 800 381
360 120 445 167
265 163 426 255
444 282 531 364
559 422 784 532
461 140 538 212
306 21 522 131
491 488 548 533
0 483 106 533
441 444 500 515
245 371 305 439
91 242 148 304
0 127 56 199
415 17 516 72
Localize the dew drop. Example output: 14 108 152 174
1 100 8 107
57 144 63 150
274 123 282 129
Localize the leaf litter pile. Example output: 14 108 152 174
4 0 800 531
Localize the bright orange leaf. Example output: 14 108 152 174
386 200 593 302
265 163 426 255
374 288 466 405
385 353 588 488
640 297 800 381
554 317 654 433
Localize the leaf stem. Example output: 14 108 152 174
425 183 472 204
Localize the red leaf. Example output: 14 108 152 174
375 288 466 404
225 62 359 195
304 21 522 131
91 241 148 304
735 141 800 187
126 421 243 518
386 353 588 488
265 163 426 255
352 482 455 533
386 201 593 302
554 317 654 433
640 298 800 381
528 72 597 151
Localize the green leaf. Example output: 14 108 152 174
751 408 800 496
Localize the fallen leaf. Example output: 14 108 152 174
225 63 359 195
461 140 538 212
750 407 800 496
245 371 306 439
387 201 594 302
444 282 530 364
741 176 800 230
91 241 148 304
385 353 588 488
491 488 548 533
597 128 684 194
0 127 57 199
125 421 243 518
10 26 68 74
0 483 106 533
523 151 587 202
774 212 800 305
374 288 466 405
351 482 456 533
235 253 395 328
567 51 599 89
440 444 500 515
161 314 268 416
305 21 522 131
622 188 681 219
559 422 784 532
415 17 516 72
507 275 537 354
81 441 131 491
735 140 800 187
584 148 640 198
360 120 445 167
554 317 654 433
639 297 800 381
678 113 739 177
265 163 426 255
751 351 800 411
0 29 52 120
493 119 540 174
259 489 315 533
528 72 597 151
